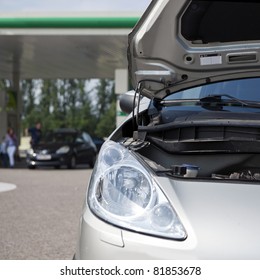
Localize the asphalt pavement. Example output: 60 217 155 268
0 162 92 260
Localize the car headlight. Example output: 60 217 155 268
56 146 70 154
88 140 187 240
27 148 35 156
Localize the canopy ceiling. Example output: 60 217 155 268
0 16 139 80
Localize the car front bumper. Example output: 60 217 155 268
74 205 197 260
26 154 70 167
75 173 260 260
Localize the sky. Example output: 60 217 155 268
0 0 151 13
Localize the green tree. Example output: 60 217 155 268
76 81 97 134
95 100 116 138
94 79 116 138
21 79 41 134
21 78 116 138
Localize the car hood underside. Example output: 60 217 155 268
128 0 260 99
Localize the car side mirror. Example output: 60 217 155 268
119 90 138 114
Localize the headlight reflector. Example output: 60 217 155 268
88 140 187 240
96 166 154 217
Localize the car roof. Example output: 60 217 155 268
128 0 260 99
53 128 78 134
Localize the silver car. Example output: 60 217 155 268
75 0 260 259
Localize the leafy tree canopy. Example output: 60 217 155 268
21 78 116 139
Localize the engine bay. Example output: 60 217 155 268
119 106 260 182
128 140 260 181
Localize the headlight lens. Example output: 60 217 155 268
88 140 187 240
56 146 70 154
96 166 154 217
27 148 34 156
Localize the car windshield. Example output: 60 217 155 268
165 77 260 102
42 132 76 144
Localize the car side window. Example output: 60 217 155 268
82 132 92 143
82 132 90 142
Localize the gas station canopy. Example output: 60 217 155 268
0 2 150 139
0 16 139 80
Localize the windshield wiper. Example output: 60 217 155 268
159 94 260 110
200 94 260 109
159 99 199 106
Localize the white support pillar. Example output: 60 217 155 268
11 70 21 145
115 69 128 127
0 91 7 141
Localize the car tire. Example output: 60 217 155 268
68 155 76 169
28 165 36 169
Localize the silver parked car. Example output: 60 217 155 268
75 0 260 259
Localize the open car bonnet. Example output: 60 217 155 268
128 0 260 99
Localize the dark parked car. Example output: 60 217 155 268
26 129 97 169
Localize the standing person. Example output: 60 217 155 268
28 122 42 148
5 128 17 168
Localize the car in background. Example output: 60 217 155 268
26 128 97 169
75 0 260 259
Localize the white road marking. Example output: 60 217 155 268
0 182 17 192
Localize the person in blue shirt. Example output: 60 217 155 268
28 122 42 148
